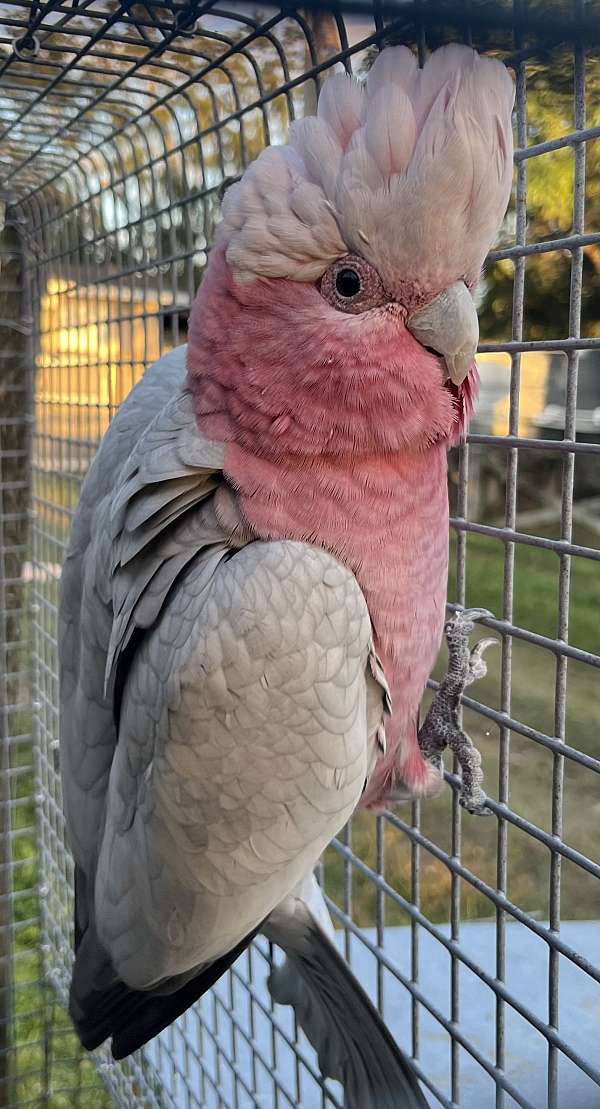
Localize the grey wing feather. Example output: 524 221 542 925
60 342 395 1069
93 541 384 992
266 886 428 1109
59 345 227 876
104 484 228 700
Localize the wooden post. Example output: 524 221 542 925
302 9 341 116
0 202 31 1109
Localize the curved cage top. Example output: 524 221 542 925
1 1 599 204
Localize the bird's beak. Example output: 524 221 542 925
406 281 479 386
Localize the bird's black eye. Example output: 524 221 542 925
335 268 361 298
320 253 388 315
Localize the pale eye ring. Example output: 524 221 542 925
320 253 389 315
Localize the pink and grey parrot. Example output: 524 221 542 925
59 44 513 1106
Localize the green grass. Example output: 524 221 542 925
452 528 600 656
4 656 113 1108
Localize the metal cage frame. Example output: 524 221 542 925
0 2 599 1107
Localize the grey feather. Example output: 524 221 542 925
59 342 396 1083
59 346 190 874
94 539 380 990
265 883 428 1109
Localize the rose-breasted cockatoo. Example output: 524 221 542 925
59 44 513 1106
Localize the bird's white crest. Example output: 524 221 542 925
220 44 515 295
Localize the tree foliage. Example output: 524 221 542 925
479 47 600 341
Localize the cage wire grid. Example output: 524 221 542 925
0 0 599 1106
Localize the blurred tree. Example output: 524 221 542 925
479 47 600 341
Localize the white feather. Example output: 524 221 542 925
364 87 416 176
413 43 475 127
338 134 387 196
220 181 245 230
220 43 515 290
288 116 342 200
289 182 346 254
366 44 418 99
246 145 294 197
317 73 364 148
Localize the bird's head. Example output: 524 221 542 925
187 44 514 459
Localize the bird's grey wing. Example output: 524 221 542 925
58 345 229 881
59 345 188 670
265 882 428 1109
72 540 388 1055
60 342 394 1068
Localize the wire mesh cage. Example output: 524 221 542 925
0 1 599 1107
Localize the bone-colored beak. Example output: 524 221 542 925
406 281 479 386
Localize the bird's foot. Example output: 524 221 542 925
418 608 497 815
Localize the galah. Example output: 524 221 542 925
59 44 514 1107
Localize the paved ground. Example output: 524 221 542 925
143 920 599 1109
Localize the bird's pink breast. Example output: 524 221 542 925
187 246 460 805
223 441 449 806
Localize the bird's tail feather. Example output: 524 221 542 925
71 861 427 1103
70 918 260 1059
265 892 428 1109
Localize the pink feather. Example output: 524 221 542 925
317 72 363 148
187 247 473 805
365 88 416 176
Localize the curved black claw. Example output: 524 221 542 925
418 608 498 814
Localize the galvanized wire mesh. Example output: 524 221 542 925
0 1 599 1107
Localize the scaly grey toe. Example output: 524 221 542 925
418 608 497 814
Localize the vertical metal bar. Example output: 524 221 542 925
548 10 586 1107
246 945 259 1104
265 941 278 1109
227 971 241 1109
343 820 353 965
447 5 484 1097
451 0 476 1020
495 7 527 1105
26 196 56 1109
410 799 420 1062
451 442 467 1108
376 813 385 1014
